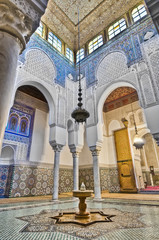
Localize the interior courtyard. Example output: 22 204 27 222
0 0 159 239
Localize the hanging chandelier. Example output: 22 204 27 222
131 102 145 149
71 7 90 123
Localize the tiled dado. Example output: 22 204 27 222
10 165 54 197
1 165 120 198
6 165 73 198
0 165 13 197
79 167 120 193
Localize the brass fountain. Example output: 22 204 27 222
51 183 115 226
73 182 93 219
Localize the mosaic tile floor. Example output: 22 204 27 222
0 199 159 240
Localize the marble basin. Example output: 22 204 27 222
73 190 93 198
73 190 93 218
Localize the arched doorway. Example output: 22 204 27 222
102 86 148 192
1 85 55 198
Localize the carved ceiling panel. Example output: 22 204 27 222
105 87 136 103
53 0 104 25
42 0 141 50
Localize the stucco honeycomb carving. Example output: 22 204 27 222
23 49 56 84
86 97 96 126
57 96 66 127
143 35 159 56
150 52 159 90
140 74 156 105
97 52 129 87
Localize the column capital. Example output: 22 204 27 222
89 146 101 156
153 133 159 146
0 0 48 50
0 1 32 50
51 143 63 152
72 152 80 158
69 144 81 157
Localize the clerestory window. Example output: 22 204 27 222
48 32 62 52
88 35 103 54
66 48 74 62
76 48 85 63
132 4 147 23
36 22 43 37
108 18 127 40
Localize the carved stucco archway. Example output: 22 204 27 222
14 80 56 126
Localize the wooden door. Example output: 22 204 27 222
114 128 137 192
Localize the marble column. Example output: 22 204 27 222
52 144 63 200
90 146 101 199
72 151 80 191
0 1 32 153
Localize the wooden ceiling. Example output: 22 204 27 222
103 87 138 112
42 0 141 50
18 86 47 103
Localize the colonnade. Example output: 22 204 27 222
51 142 102 200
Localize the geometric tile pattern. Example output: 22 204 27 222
79 168 94 190
1 200 159 240
1 165 121 197
10 165 54 197
0 165 13 197
81 17 157 87
79 167 120 193
18 207 145 239
9 166 74 197
107 168 121 193
59 169 73 193
20 18 157 89
20 34 76 87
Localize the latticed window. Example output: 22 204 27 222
48 32 62 52
36 22 43 36
66 48 74 62
88 35 103 54
108 18 127 39
132 4 147 22
76 48 84 63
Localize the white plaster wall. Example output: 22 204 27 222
30 110 72 166
106 136 117 166
30 109 48 162
41 113 54 163
60 131 73 167
79 134 92 166
99 136 108 166
60 144 72 167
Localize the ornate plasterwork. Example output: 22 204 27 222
10 0 48 28
42 0 141 50
0 0 33 48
